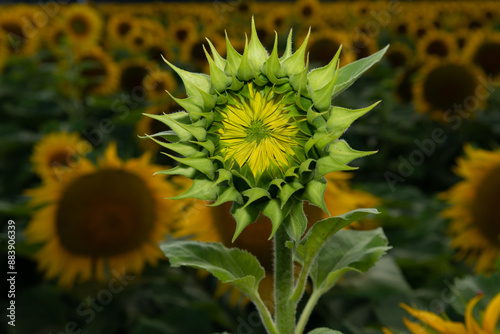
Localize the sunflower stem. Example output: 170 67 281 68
291 262 310 304
274 223 295 333
295 290 321 334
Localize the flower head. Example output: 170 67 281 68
145 19 385 240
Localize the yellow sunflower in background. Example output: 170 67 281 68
413 59 486 120
142 69 178 101
25 143 178 287
0 31 7 73
264 6 291 35
118 58 154 93
106 12 137 48
0 6 40 56
31 132 92 183
145 40 175 64
416 30 457 60
440 145 500 273
124 27 153 55
167 18 198 48
180 34 226 73
175 172 379 308
385 43 414 69
383 292 500 334
465 32 500 80
61 4 103 51
76 46 119 96
294 0 322 25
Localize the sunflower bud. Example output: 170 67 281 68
145 19 385 241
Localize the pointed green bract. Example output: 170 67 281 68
144 20 387 241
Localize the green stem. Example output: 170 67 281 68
295 290 322 334
274 224 295 333
252 294 278 334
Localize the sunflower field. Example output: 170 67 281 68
1 0 500 333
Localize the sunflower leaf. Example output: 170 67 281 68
295 208 380 271
161 241 265 300
307 228 390 295
282 200 307 242
298 178 329 215
331 45 389 98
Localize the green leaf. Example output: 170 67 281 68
307 329 344 334
283 200 307 242
331 45 389 98
161 241 265 299
308 228 390 294
298 179 329 214
296 208 379 268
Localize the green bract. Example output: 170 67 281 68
146 19 387 241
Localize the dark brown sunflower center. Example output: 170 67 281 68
309 38 341 66
302 5 313 17
423 64 477 111
70 16 89 35
473 42 500 78
118 22 131 37
120 65 148 92
387 50 406 68
50 151 74 168
176 29 188 42
471 165 500 245
426 40 448 57
56 169 156 257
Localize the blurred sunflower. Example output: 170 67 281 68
304 30 355 67
168 18 198 47
440 145 500 273
0 6 40 56
118 58 154 93
180 34 226 72
143 69 178 101
465 32 500 80
175 172 379 308
383 292 500 334
413 59 485 120
385 43 413 69
106 12 136 48
31 132 92 183
0 31 7 73
25 143 178 287
145 40 175 64
61 4 103 51
416 30 457 60
76 46 119 96
294 0 322 25
264 7 291 35
124 27 152 54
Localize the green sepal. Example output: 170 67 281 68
279 181 304 208
206 37 227 71
280 29 294 61
247 17 268 77
307 45 342 91
163 55 211 96
315 153 357 178
327 140 377 165
281 27 310 76
274 83 293 94
298 178 329 215
204 45 232 93
308 228 389 294
296 208 380 266
331 45 389 98
169 179 218 201
147 112 206 142
145 130 179 143
262 32 288 85
160 241 265 300
290 54 310 98
164 152 215 180
153 165 198 179
166 93 204 118
194 85 217 112
142 135 199 157
208 186 243 207
224 31 243 76
282 200 307 242
259 198 293 239
214 169 233 186
231 201 260 242
307 105 327 128
311 75 336 112
242 187 271 208
326 101 381 138
191 139 215 156
237 35 255 81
